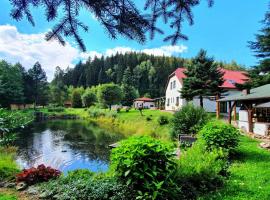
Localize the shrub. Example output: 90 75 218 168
157 115 169 125
175 142 227 199
16 164 61 185
110 136 177 199
116 107 121 113
199 120 240 153
146 116 152 121
171 104 209 139
39 171 132 200
97 83 123 110
47 107 65 112
0 147 19 181
82 91 97 107
88 107 106 118
72 90 82 108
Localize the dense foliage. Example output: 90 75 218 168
82 90 97 107
171 104 209 139
175 142 227 199
39 170 133 200
0 109 33 146
110 136 177 199
97 83 123 109
181 49 225 107
0 61 49 107
71 89 83 108
157 115 169 125
199 120 240 153
16 164 61 185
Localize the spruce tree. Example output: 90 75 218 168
9 0 214 51
249 6 270 86
181 50 224 108
121 67 139 106
28 62 49 107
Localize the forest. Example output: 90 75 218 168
0 52 247 108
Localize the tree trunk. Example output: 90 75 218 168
109 105 112 110
199 95 204 108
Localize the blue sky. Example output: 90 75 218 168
0 0 268 80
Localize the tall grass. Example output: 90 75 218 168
0 147 20 181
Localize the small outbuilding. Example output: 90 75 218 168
134 97 155 109
218 84 270 136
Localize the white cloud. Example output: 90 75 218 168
0 25 79 81
104 45 187 57
0 25 187 81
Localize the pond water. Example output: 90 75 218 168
15 120 124 173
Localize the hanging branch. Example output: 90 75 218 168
9 0 214 51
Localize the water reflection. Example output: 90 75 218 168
15 120 123 173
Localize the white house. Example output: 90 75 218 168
165 68 249 112
134 97 155 109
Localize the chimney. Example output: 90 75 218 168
242 89 250 95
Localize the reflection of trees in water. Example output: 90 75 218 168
15 120 124 167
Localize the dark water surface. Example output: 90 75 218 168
15 120 123 173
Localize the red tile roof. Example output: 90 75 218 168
134 97 154 102
171 68 249 89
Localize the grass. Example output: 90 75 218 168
200 135 270 200
0 193 17 200
91 109 173 140
40 107 173 140
0 147 19 182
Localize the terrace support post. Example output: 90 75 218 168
228 101 236 124
216 95 220 119
247 105 253 133
233 102 237 122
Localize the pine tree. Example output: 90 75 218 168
121 67 138 106
249 6 270 86
181 50 224 108
28 62 49 107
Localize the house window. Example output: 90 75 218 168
176 97 179 106
173 80 176 89
220 102 227 113
167 98 170 106
170 82 173 90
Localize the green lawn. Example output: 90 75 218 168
200 136 270 200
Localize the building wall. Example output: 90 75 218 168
165 75 241 112
192 90 241 113
165 76 186 111
134 101 155 109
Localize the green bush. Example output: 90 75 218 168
199 120 240 153
72 90 82 108
175 142 227 199
171 104 209 139
47 107 65 112
88 107 106 118
0 147 19 181
157 115 169 125
88 107 117 118
39 171 132 200
110 136 177 199
82 91 97 107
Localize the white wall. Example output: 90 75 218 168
165 76 185 111
165 75 241 113
134 101 155 109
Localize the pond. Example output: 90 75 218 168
15 120 124 173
